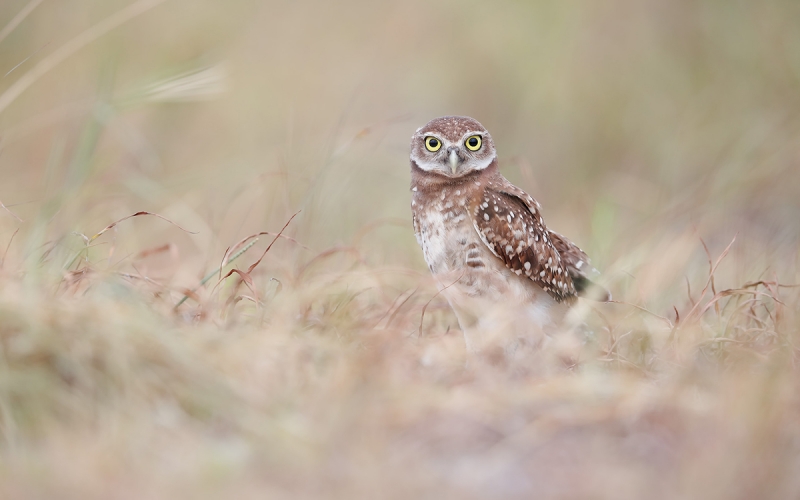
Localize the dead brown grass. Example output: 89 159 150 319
1 0 800 498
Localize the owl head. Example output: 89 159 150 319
410 116 497 178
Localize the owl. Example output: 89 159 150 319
410 116 609 354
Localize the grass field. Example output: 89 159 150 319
1 0 799 498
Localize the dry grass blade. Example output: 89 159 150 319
698 288 785 317
743 280 800 290
296 246 364 279
418 271 464 337
254 232 310 251
241 211 300 275
142 64 228 102
386 289 418 329
604 330 633 358
607 299 674 328
219 268 259 307
0 200 22 222
0 0 43 44
218 225 308 282
208 212 300 308
124 264 168 290
177 287 202 305
59 267 92 294
684 276 696 307
683 234 738 322
1 227 19 269
89 211 196 242
175 238 259 310
700 238 721 317
135 243 177 260
0 0 169 115
374 287 418 330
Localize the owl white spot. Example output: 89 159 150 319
515 269 522 275
505 245 513 253
576 261 584 269
483 213 489 221
473 221 500 259
411 200 416 206
455 190 461 195
510 211 515 218
412 187 418 192
539 270 545 277
547 257 552 265
506 215 511 223
482 202 488 209
524 262 531 271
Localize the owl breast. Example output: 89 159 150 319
412 185 566 346
412 189 475 275
412 188 513 301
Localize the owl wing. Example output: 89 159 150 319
548 231 611 301
472 181 577 302
472 178 609 302
412 212 422 247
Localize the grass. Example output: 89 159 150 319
1 0 800 498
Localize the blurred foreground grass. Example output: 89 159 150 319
1 0 799 498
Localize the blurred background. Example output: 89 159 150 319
1 0 800 498
2 0 798 301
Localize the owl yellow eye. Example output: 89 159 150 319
425 136 442 152
465 135 482 151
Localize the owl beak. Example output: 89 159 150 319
448 150 459 174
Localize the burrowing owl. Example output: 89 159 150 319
410 116 609 353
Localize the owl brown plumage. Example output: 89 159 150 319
410 116 608 352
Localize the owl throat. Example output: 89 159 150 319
409 158 497 193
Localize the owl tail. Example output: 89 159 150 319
573 276 612 302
